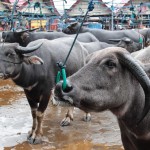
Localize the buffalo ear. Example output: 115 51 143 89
23 55 44 65
29 28 39 32
21 32 29 42
71 22 78 27
85 53 94 64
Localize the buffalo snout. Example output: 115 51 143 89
54 80 74 105
55 80 73 95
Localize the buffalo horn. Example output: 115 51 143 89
15 42 43 54
121 37 131 43
117 52 150 125
15 29 29 34
29 28 39 32
109 39 121 42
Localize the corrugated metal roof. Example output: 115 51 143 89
66 0 112 16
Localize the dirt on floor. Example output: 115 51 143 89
0 80 124 150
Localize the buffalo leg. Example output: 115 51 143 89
60 107 74 126
83 112 91 122
27 93 50 144
27 99 38 142
60 108 91 126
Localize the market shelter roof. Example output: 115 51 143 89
8 0 60 16
0 1 12 12
120 0 150 15
66 0 112 17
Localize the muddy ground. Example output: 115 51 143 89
0 80 124 150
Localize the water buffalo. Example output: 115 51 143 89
2 29 98 46
54 47 150 150
81 37 141 53
62 22 144 48
110 37 142 53
0 37 102 144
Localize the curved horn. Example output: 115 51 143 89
121 37 131 43
117 52 150 125
29 28 39 32
15 42 43 54
15 29 29 34
47 30 54 32
109 39 121 42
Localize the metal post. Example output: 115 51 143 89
63 0 65 17
111 0 114 31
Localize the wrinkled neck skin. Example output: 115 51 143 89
7 63 22 79
80 27 90 33
12 63 39 88
111 83 150 138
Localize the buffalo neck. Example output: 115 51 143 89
116 85 149 136
12 63 40 88
81 27 90 33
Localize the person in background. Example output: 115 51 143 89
0 25 4 31
39 25 44 31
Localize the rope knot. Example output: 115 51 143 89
88 0 94 12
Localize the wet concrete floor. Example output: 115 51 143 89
0 80 124 150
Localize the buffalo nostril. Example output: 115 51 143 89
55 80 73 95
63 81 73 93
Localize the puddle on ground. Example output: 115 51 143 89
0 80 124 150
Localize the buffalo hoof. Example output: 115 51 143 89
83 113 91 122
60 117 71 126
27 131 42 144
27 135 42 144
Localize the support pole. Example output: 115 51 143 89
111 0 114 31
63 0 65 18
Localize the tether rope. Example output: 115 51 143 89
56 0 94 90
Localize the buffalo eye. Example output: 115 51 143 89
105 60 116 69
5 52 15 58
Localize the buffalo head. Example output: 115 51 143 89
109 37 142 52
55 47 150 125
62 22 80 34
0 42 43 79
2 27 38 46
2 29 30 46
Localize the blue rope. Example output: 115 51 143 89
63 0 94 66
56 0 94 90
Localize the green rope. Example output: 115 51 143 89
56 65 67 90
61 68 67 90
139 37 143 44
56 71 61 84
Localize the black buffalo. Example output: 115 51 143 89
110 37 142 53
0 37 93 144
81 37 141 53
62 22 144 48
2 29 98 46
